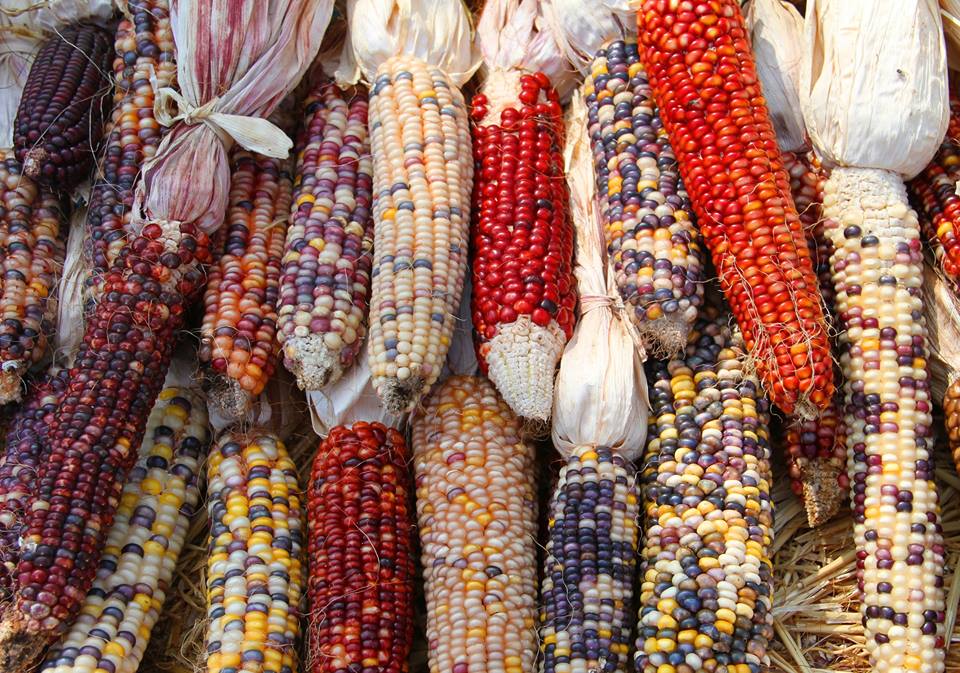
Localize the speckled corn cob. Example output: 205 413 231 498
584 39 703 356
0 153 66 403
40 387 209 673
307 422 414 673
279 80 374 390
783 151 834 311
84 0 176 295
200 151 292 419
14 23 113 189
636 309 775 673
540 446 640 673
824 168 946 673
205 430 303 673
411 375 539 673
367 55 473 413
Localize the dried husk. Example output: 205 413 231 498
924 260 960 402
551 91 648 463
52 189 89 368
540 0 634 75
745 0 807 152
942 1 960 69
130 0 334 236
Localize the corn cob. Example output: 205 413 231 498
205 429 304 673
823 167 946 673
540 445 640 673
470 71 575 421
13 23 113 189
411 375 539 673
279 81 374 390
636 307 775 673
945 379 960 475
40 386 209 673
783 151 834 311
635 0 834 417
583 39 703 356
0 153 67 402
307 422 414 673
367 55 473 413
200 150 292 419
84 0 176 295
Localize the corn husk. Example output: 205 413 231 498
745 0 807 152
800 0 948 178
52 190 88 368
130 0 334 236
924 260 960 402
942 1 960 68
540 0 633 75
551 91 648 463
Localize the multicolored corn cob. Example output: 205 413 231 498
307 422 414 673
84 0 176 295
39 386 209 673
411 375 539 673
636 0 834 417
279 80 374 390
636 308 775 673
469 70 575 421
783 151 834 311
823 167 946 673
199 150 292 419
13 23 113 189
367 55 473 413
0 153 66 402
540 445 640 673
583 39 703 356
945 379 960 475
205 429 304 673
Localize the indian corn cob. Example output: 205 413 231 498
307 422 414 673
13 23 113 189
411 375 539 673
823 168 946 673
205 429 304 673
583 38 703 356
366 54 473 413
39 386 209 673
470 69 575 421
540 445 640 673
945 379 960 475
635 0 834 417
0 153 67 402
636 307 775 673
199 150 293 419
783 151 834 310
279 80 374 390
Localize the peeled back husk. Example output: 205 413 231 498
923 260 960 402
540 0 634 74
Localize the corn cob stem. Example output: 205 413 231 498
824 166 945 673
412 375 539 673
636 308 775 673
307 422 414 673
367 54 473 414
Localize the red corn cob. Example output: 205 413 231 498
636 0 834 417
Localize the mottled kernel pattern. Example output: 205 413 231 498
367 55 473 413
636 309 775 673
540 446 640 673
584 39 703 356
307 422 414 673
40 387 209 673
412 376 539 673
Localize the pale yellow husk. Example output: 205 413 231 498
923 260 960 401
52 189 88 368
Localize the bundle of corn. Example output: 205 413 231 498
468 0 575 421
342 0 478 413
306 422 414 673
199 150 293 420
635 0 834 418
410 376 538 673
278 79 374 390
40 382 209 673
0 2 334 669
800 2 950 670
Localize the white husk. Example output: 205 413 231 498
800 0 949 178
540 0 634 75
441 273 479 381
341 0 479 87
745 0 807 152
53 190 89 368
923 260 960 402
551 91 648 463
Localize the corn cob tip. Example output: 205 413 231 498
485 317 564 422
0 611 46 673
633 312 691 360
0 369 24 405
283 335 345 390
204 373 253 421
800 462 845 527
379 376 425 415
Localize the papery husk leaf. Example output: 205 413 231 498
53 191 88 368
551 91 648 463
540 0 634 75
923 260 960 402
800 0 948 178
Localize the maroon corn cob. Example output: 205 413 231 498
14 23 113 190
